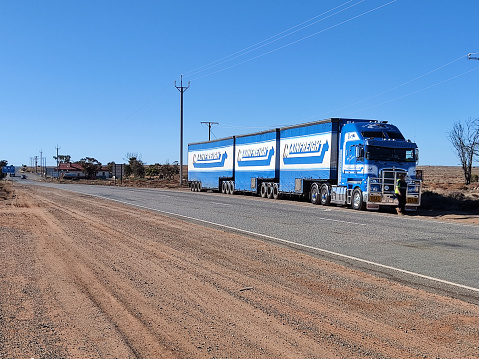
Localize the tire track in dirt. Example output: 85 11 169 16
29 187 340 357
3 184 479 358
25 190 178 358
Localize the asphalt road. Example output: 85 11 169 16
16 178 479 299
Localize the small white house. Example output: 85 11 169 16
55 163 112 179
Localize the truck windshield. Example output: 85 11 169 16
366 146 416 162
361 131 405 140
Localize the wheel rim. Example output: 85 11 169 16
353 191 361 208
311 185 319 204
320 187 327 203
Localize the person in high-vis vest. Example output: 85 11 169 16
395 173 407 215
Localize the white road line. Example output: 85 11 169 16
210 202 232 206
317 217 366 225
88 193 479 295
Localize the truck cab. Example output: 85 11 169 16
331 120 421 210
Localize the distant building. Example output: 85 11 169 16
55 163 112 179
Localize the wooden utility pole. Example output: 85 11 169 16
55 145 60 180
201 121 219 141
175 75 190 186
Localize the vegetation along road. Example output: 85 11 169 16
1 180 478 358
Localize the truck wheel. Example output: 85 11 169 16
221 181 227 194
260 183 267 198
272 183 281 200
320 184 331 205
190 183 194 191
310 183 320 205
352 188 365 210
267 183 274 199
229 181 235 195
197 182 202 192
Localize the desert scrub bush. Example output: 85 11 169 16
421 190 479 212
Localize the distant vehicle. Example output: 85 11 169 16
188 118 422 211
21 175 26 179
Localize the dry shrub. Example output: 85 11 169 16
421 190 479 212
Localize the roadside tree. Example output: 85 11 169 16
77 157 102 179
53 154 71 163
0 160 7 179
146 164 160 178
448 118 479 184
124 153 145 178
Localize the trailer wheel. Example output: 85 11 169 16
272 183 281 200
260 183 267 198
320 184 331 205
310 183 320 205
267 183 274 199
228 181 235 195
221 181 227 194
197 182 202 192
190 183 194 191
352 188 365 210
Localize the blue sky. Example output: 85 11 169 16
1 0 478 167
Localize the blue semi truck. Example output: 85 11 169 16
188 118 421 211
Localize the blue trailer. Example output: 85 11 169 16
188 118 421 211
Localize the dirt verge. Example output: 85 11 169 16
1 183 479 358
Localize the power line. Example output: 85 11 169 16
184 0 365 79
340 65 479 117
299 54 467 122
123 80 175 121
190 0 399 81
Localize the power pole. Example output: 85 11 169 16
175 75 190 186
201 121 219 141
468 53 479 61
39 150 43 177
34 156 38 174
55 145 60 180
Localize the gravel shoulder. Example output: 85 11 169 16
1 183 479 358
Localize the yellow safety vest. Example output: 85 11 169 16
395 179 404 194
